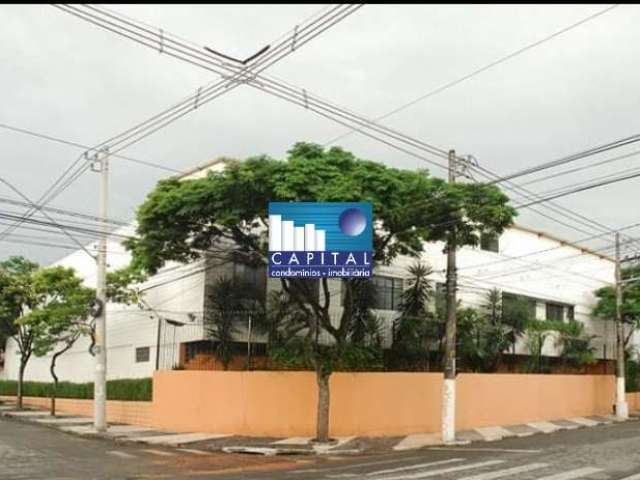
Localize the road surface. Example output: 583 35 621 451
3 416 640 479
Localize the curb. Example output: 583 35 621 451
2 403 638 455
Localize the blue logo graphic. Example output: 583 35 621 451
268 202 373 278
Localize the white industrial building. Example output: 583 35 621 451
0 158 620 383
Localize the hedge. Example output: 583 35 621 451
0 378 152 401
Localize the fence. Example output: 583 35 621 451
151 370 615 437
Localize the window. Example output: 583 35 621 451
135 346 150 363
567 305 575 322
502 292 536 320
480 232 500 253
371 275 404 310
546 302 564 322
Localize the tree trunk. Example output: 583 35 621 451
50 353 60 416
315 370 331 442
51 380 57 417
17 360 26 410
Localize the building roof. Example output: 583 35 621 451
172 157 235 181
511 224 614 263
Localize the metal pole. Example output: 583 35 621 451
155 317 162 371
94 148 109 432
442 149 457 443
615 232 629 418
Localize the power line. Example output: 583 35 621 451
515 168 640 209
60 2 640 250
489 133 640 186
54 4 640 270
0 122 185 174
518 148 640 188
323 4 621 146
0 195 129 226
5 4 359 248
0 176 95 258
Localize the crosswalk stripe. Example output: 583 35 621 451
371 460 505 480
287 454 434 474
106 450 136 459
177 448 210 455
533 467 602 480
142 449 176 457
458 463 548 480
366 459 464 476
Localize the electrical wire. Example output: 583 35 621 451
57 2 640 253
324 4 620 146
3 4 359 248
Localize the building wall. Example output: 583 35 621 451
289 226 615 358
0 222 618 382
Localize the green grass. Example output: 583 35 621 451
0 378 152 401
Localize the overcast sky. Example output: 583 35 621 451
1 3 639 265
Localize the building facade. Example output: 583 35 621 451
0 160 620 383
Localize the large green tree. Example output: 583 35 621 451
123 142 516 441
593 265 640 348
0 258 93 409
29 268 94 415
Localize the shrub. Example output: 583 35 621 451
0 378 152 401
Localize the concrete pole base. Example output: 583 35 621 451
615 401 629 419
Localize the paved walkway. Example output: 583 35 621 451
1 400 637 455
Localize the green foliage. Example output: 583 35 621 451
348 280 383 347
594 265 640 351
554 320 597 370
24 266 95 358
522 319 563 373
0 256 39 341
106 266 148 305
269 341 384 372
121 142 515 440
125 142 515 275
389 262 441 370
626 354 640 392
205 275 264 369
107 378 153 401
0 257 95 408
0 378 152 401
457 307 510 373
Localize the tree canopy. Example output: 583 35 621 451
0 257 94 408
123 142 517 441
125 142 516 274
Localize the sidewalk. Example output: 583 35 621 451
1 401 637 455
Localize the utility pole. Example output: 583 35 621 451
442 149 457 443
615 232 629 419
94 148 109 432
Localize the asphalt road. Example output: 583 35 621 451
3 416 640 479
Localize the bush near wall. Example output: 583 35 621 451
0 378 152 401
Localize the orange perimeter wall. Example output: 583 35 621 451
627 392 640 411
151 371 615 437
456 374 614 430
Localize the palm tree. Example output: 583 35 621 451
205 275 264 370
348 279 382 347
555 320 597 372
390 262 437 370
